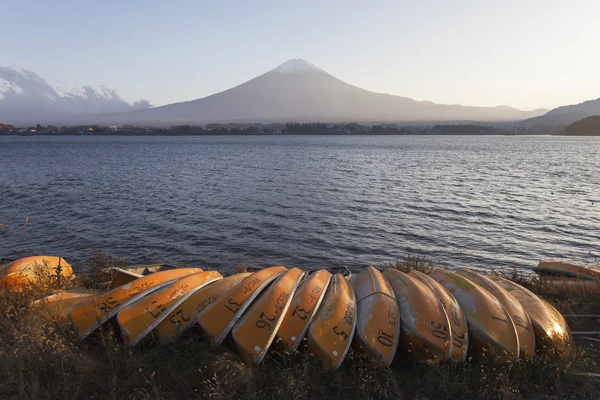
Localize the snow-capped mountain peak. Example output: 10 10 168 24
270 58 326 74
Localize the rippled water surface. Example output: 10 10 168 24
1 135 598 272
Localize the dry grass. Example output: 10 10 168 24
0 253 599 399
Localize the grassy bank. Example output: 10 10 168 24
1 255 599 399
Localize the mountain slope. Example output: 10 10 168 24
562 115 600 136
87 59 545 126
520 97 600 128
0 66 151 125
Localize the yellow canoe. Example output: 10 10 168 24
232 267 305 365
155 273 251 346
277 269 332 352
383 269 451 363
353 266 400 366
33 289 101 325
457 268 536 360
70 268 202 340
0 256 74 289
430 269 520 363
198 266 287 345
308 273 357 370
409 270 469 362
117 271 222 346
534 261 600 281
487 275 572 352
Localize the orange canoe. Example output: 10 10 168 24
117 271 222 346
409 270 469 362
198 266 287 345
383 269 451 363
155 273 251 346
70 268 202 340
232 268 305 365
308 273 357 370
534 261 600 281
353 267 400 366
277 269 332 352
33 289 101 325
0 256 74 289
457 268 536 360
430 269 519 363
487 275 572 353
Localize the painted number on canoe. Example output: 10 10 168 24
169 309 190 327
97 297 120 313
256 311 276 331
292 305 311 320
333 326 349 340
225 299 242 313
452 331 466 348
430 321 449 340
377 330 394 347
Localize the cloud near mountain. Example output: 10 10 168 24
0 66 151 125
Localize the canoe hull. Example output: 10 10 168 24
308 273 358 370
70 268 202 340
156 273 251 346
383 269 451 363
117 271 222 346
232 268 305 365
198 266 287 345
488 275 572 353
277 269 332 352
409 270 469 362
353 267 400 366
430 269 520 363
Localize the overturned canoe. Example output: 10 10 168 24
117 271 222 346
308 273 357 370
109 269 144 289
534 261 600 281
277 269 332 352
540 277 600 296
383 269 451 363
199 266 287 345
430 269 520 363
353 266 400 366
232 268 305 365
457 268 536 360
70 268 202 340
409 270 469 362
0 256 74 289
33 288 102 325
487 275 572 352
155 273 251 346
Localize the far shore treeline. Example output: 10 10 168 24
1 117 598 136
0 122 528 136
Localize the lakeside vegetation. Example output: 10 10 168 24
1 253 599 399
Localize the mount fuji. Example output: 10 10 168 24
3 59 546 126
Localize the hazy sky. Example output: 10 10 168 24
1 0 599 110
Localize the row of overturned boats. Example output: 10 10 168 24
1 256 589 369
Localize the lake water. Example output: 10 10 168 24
0 135 598 273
